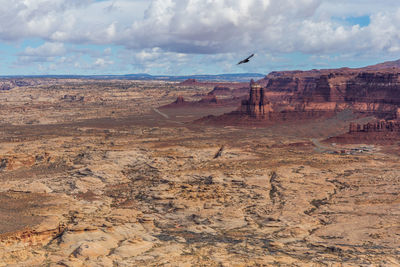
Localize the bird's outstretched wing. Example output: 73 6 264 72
246 54 254 60
237 54 254 65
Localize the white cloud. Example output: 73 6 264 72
127 0 400 55
104 47 112 55
23 42 66 57
17 42 67 64
2 0 400 74
120 47 188 74
2 0 400 56
94 58 114 68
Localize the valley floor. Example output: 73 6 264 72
0 80 399 266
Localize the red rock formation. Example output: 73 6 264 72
236 78 336 121
253 65 400 118
199 94 219 104
178 79 198 86
363 59 400 70
174 96 185 104
208 85 249 98
231 87 251 97
240 80 273 118
349 120 400 133
177 79 248 89
328 119 400 144
345 72 400 105
160 96 188 108
257 68 400 119
208 86 231 96
160 92 244 109
161 82 249 109
197 59 400 127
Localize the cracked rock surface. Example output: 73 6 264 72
0 79 399 266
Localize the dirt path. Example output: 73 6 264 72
311 138 334 153
153 108 169 119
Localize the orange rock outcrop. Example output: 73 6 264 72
240 80 273 118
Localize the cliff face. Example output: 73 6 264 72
345 72 400 104
326 119 400 145
239 76 345 120
263 69 400 102
349 120 400 133
239 67 400 120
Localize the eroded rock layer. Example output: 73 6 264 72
236 64 400 122
327 119 400 144
161 85 248 109
1 78 400 266
349 120 400 133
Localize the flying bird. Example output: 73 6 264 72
237 54 254 65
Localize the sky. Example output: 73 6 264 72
1 0 400 75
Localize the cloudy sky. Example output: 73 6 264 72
1 0 400 75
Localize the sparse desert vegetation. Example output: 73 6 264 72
0 77 400 266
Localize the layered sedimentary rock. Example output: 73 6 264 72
161 93 236 108
237 79 336 121
327 119 400 144
207 86 250 97
161 84 248 109
160 95 189 108
259 70 351 103
208 86 231 95
345 72 400 104
238 61 400 121
178 78 197 86
178 79 248 90
4 76 400 266
349 120 400 133
240 80 273 118
174 95 185 104
0 79 49 90
199 94 219 104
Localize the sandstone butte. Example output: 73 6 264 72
242 71 400 120
177 78 248 89
161 88 248 109
194 60 400 137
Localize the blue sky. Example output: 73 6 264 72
1 0 400 75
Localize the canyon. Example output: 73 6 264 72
1 60 400 266
190 61 400 147
239 65 400 122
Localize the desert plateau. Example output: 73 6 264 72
0 59 400 266
4 0 400 266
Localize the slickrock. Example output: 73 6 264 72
0 77 400 266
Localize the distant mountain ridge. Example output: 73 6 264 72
0 73 265 82
2 59 400 83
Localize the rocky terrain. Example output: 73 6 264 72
197 60 400 127
327 119 400 145
178 78 248 89
161 82 249 109
0 68 400 266
256 66 400 119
